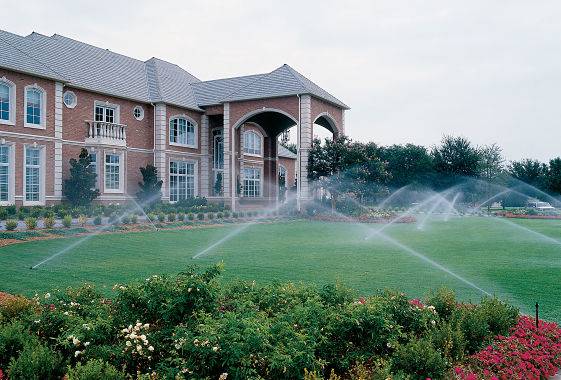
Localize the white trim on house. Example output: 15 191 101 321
243 129 264 157
24 84 47 129
23 143 46 206
168 114 198 149
63 90 77 109
94 100 121 124
0 141 15 206
133 105 144 121
0 77 16 126
241 165 263 198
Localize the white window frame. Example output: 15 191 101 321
243 130 263 157
169 115 198 149
242 166 262 198
213 129 224 170
63 90 77 109
24 84 46 129
133 105 144 121
103 151 125 193
94 101 120 124
0 77 16 126
0 143 15 205
169 159 198 202
23 144 46 206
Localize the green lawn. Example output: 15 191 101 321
2 217 561 321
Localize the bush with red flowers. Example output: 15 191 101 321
455 316 561 379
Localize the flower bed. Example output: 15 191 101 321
500 212 561 220
455 316 561 379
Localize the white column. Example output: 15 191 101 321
297 94 312 209
154 103 168 201
341 109 346 135
230 120 236 211
200 115 210 197
53 82 63 199
222 103 231 202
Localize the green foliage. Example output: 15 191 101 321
157 213 166 223
378 143 434 189
432 135 482 189
167 212 176 222
197 212 204 220
0 208 7 220
23 217 37 230
214 171 223 196
43 216 55 229
547 157 561 195
121 215 130 224
477 297 519 337
136 164 162 206
93 215 102 225
62 215 73 228
67 359 125 380
63 148 100 206
130 214 138 224
390 338 447 379
187 213 195 221
0 322 37 368
176 213 185 222
7 344 64 380
5 219 17 231
426 288 457 321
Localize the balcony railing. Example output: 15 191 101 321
85 120 127 147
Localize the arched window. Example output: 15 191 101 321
243 130 262 155
0 78 15 125
169 116 197 147
25 85 46 128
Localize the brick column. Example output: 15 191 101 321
222 103 231 202
200 115 210 197
297 94 312 209
154 103 168 201
53 82 63 200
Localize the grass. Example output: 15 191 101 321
2 217 561 321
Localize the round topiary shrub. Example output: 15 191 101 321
62 215 73 228
177 213 185 222
197 213 204 220
5 219 18 231
187 213 195 221
167 212 176 222
130 214 138 224
43 216 55 229
158 213 166 223
24 217 37 230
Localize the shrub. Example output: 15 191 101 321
232 212 238 218
208 212 215 220
390 338 447 379
67 359 125 380
216 212 223 219
197 213 204 220
62 215 73 228
147 213 157 223
177 213 185 222
0 208 7 220
478 296 518 336
93 215 102 226
17 211 25 221
457 307 490 354
24 217 37 230
223 211 230 218
7 344 64 380
130 214 138 224
0 297 37 323
121 215 131 224
0 322 36 368
426 287 456 321
43 216 55 229
157 213 166 223
187 213 195 221
5 219 18 231
167 212 176 222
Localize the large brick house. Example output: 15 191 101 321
0 30 348 210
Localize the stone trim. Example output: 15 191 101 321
200 115 209 197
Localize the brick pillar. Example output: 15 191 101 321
53 82 63 200
200 115 210 197
297 95 312 209
154 103 168 201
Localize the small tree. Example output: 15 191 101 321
214 172 223 196
137 164 162 205
63 148 99 206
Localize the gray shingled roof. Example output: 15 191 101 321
278 144 297 159
0 30 348 111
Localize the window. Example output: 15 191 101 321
0 84 11 122
105 153 121 191
213 130 224 170
243 167 261 197
243 131 262 155
95 104 115 123
24 146 42 203
133 106 144 121
0 145 10 202
25 86 45 127
169 161 196 202
169 117 196 147
278 165 287 187
63 91 77 108
88 151 99 189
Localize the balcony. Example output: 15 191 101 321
85 120 127 147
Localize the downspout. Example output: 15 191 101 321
296 94 301 212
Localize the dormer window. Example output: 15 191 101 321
243 130 262 156
24 85 46 128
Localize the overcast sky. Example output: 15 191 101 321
4 1 561 161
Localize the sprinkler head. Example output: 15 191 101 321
29 266 34 270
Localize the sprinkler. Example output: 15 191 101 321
29 266 34 270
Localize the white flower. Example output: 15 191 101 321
44 292 51 299
219 373 228 380
63 311 69 316
212 346 219 352
72 337 80 346
84 342 90 347
126 341 132 347
74 350 81 357
140 334 146 341
136 344 142 352
188 288 192 293
431 320 436 326
148 346 154 352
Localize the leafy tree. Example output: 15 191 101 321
63 148 99 206
136 164 162 205
308 136 389 210
479 144 504 182
507 159 548 190
378 144 434 189
431 136 482 189
547 157 561 195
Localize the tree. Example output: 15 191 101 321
547 157 561 195
308 136 389 210
479 144 504 182
507 159 548 190
63 148 99 206
431 136 482 189
136 164 162 205
378 144 434 189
